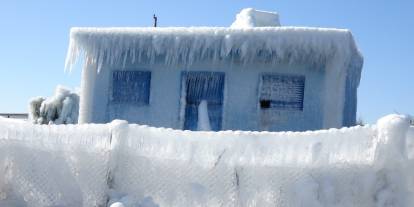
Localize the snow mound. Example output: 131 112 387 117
1 114 413 206
231 8 281 28
29 85 79 124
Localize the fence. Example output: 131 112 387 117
0 115 413 207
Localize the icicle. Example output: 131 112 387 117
64 27 362 76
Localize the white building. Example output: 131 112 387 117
65 8 363 131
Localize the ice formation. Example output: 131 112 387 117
0 114 413 206
197 100 211 131
29 85 79 125
65 26 362 74
230 8 281 28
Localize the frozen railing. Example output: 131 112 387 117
0 115 413 207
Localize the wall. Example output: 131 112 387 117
86 61 326 131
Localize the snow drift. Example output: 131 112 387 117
29 85 79 125
0 115 413 207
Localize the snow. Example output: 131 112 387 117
197 100 211 131
231 8 281 28
110 202 125 207
1 114 413 206
65 26 362 74
29 85 79 125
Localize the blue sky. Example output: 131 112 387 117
0 0 412 123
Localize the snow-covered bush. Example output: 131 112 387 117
29 85 79 124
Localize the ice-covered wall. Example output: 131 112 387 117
88 62 325 131
0 115 413 207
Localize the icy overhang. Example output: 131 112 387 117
65 27 363 82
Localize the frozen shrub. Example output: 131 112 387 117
29 85 79 124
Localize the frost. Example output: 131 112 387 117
29 85 79 125
231 8 281 28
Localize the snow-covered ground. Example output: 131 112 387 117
0 114 413 207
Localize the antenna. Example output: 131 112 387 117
153 14 158 27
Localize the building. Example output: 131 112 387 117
65 9 363 131
0 113 28 120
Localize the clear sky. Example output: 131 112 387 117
0 0 412 123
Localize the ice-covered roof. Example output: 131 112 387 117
65 26 363 74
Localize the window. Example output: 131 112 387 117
112 71 151 105
181 72 225 131
259 74 305 111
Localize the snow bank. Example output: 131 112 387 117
29 85 79 124
65 26 362 74
0 114 413 206
231 8 281 28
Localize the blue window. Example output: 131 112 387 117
181 72 225 131
260 74 305 111
112 71 151 105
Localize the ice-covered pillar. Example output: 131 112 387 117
322 55 347 129
107 120 129 197
78 63 98 124
375 114 410 163
373 114 411 207
407 126 414 159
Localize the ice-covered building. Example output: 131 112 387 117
65 8 363 132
